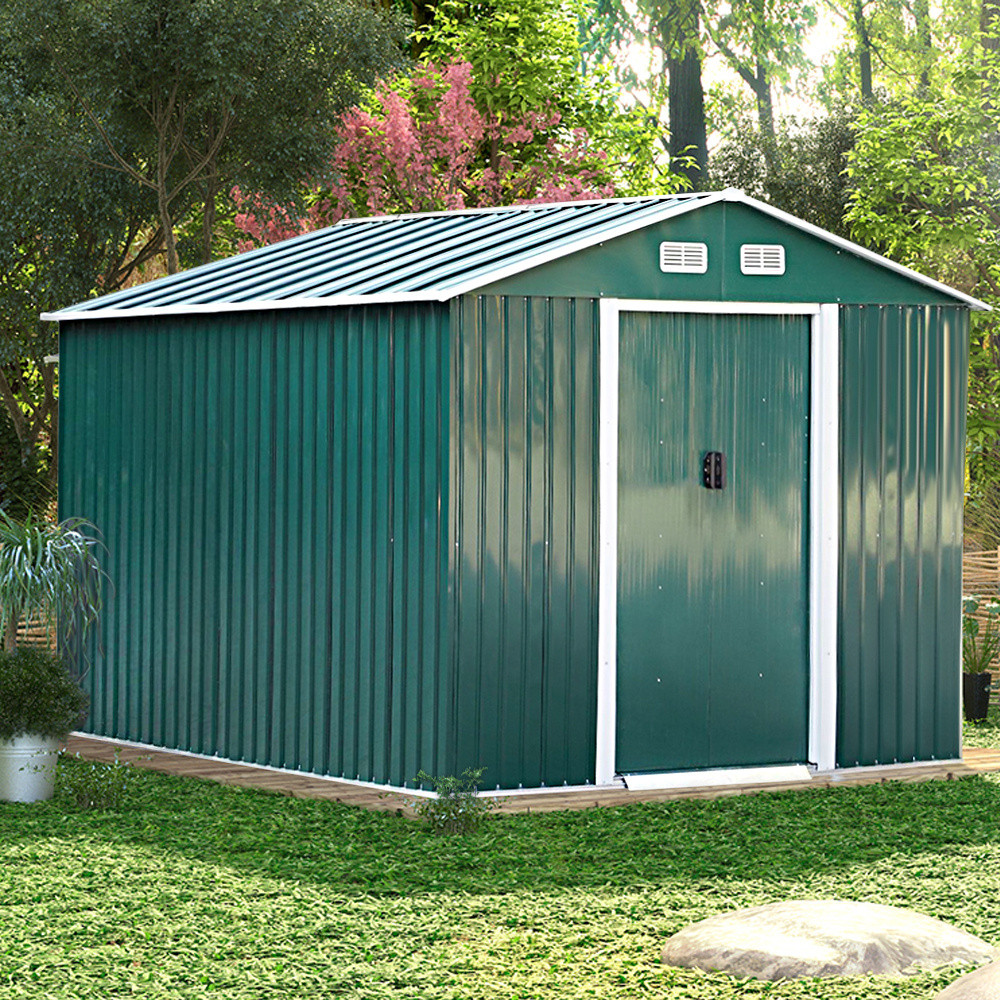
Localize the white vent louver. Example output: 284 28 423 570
659 241 708 274
741 244 786 275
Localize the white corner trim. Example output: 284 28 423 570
808 304 840 772
595 297 621 787
596 299 838 786
622 764 813 792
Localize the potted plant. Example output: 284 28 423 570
0 647 89 801
0 511 105 802
962 594 999 723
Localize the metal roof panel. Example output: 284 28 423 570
46 196 710 318
43 191 988 319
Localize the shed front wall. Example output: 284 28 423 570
837 304 967 767
449 295 600 789
60 304 451 787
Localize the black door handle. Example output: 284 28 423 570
702 451 726 490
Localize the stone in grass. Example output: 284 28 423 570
660 900 998 981
936 960 1000 999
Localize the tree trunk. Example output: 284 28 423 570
39 361 57 490
161 197 179 274
913 0 933 91
752 63 781 173
983 1 999 54
852 0 873 101
202 176 218 265
5 613 17 653
662 1 708 188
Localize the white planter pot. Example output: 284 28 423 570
0 735 62 803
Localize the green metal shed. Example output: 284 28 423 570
47 189 986 794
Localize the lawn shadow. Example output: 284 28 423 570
4 764 1000 898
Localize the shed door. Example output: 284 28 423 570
616 311 810 773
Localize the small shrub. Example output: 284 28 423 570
411 767 500 835
57 748 140 810
0 646 89 739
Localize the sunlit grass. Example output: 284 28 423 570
2 757 998 998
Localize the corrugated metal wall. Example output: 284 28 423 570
59 305 451 786
449 295 600 788
837 304 968 766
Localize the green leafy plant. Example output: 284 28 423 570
0 510 106 657
411 767 500 835
963 595 1000 674
0 646 88 739
57 748 140 810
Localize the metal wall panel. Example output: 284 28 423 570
59 305 451 786
450 296 600 789
837 305 967 766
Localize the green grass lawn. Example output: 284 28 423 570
964 705 1000 748
4 758 1000 999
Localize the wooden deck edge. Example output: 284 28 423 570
62 734 1000 816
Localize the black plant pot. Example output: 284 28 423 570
963 672 993 723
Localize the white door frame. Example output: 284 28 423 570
595 299 840 786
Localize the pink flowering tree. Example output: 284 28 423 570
233 60 618 248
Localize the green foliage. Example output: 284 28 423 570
3 764 1000 996
0 510 106 657
56 749 140 810
710 106 858 237
963 595 1000 674
414 0 680 195
0 405 50 520
1 0 406 273
412 767 500 835
0 646 87 739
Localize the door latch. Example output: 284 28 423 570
702 451 726 490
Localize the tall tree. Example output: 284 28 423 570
5 0 404 274
703 0 817 172
659 0 709 185
0 0 404 489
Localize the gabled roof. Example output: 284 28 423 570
42 190 988 321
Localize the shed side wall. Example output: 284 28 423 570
59 305 451 786
837 304 967 767
450 295 600 788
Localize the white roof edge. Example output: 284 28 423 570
41 290 452 322
731 191 991 312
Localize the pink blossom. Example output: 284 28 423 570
233 60 618 248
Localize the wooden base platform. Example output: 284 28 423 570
63 734 1000 817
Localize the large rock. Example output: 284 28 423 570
936 960 1000 999
661 900 998 981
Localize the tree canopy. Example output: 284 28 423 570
3 0 1000 511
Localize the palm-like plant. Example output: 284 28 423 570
0 510 106 659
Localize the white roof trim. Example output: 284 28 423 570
41 290 452 322
733 192 991 311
